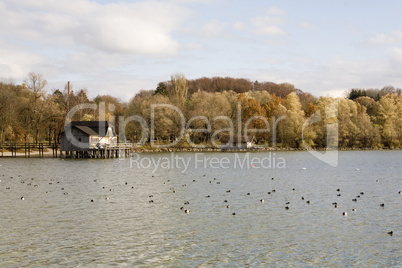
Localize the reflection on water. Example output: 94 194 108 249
0 151 401 267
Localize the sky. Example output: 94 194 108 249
1 0 402 101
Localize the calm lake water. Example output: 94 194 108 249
0 151 401 267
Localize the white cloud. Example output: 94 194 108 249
0 0 189 55
266 7 285 15
233 21 246 31
200 20 228 37
300 22 316 30
252 9 287 36
368 31 402 46
253 55 402 98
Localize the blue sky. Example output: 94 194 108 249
1 0 401 100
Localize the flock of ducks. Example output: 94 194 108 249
3 173 399 237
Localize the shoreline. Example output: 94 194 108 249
0 146 399 158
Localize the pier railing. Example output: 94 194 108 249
0 143 59 158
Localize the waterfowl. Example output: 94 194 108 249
226 205 230 208
306 201 310 204
285 206 289 210
334 204 338 208
352 208 357 211
91 199 94 202
149 200 154 203
224 200 228 203
232 212 236 215
247 193 250 195
21 197 24 200
185 209 190 214
105 196 109 200
184 201 190 205
352 199 357 202
360 192 364 195
387 231 393 236
226 190 231 193
206 195 210 198
292 188 296 191
337 194 341 197
301 197 304 200
337 189 340 192
260 199 264 203
343 212 347 216
380 203 385 207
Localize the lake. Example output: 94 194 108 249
0 151 401 267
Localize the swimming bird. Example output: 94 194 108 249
306 201 310 204
206 195 210 198
352 199 357 202
185 209 190 214
387 231 393 236
260 199 264 203
224 200 228 203
334 204 338 208
21 197 24 200
352 208 357 211
247 193 250 195
184 201 189 205
343 212 347 216
226 205 230 208
285 206 289 210
91 199 94 202
380 203 385 207
232 212 236 215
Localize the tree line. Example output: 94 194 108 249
0 72 401 148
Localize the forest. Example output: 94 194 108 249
0 72 401 149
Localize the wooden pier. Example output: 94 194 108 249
60 143 132 159
0 143 59 158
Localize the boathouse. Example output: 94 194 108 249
60 121 127 158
